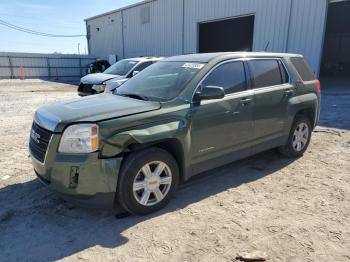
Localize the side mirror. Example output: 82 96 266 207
193 85 225 103
132 70 140 77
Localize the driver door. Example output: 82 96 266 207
190 61 254 173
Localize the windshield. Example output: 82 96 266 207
104 59 138 76
115 61 205 101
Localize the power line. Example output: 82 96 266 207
0 18 86 37
0 19 86 37
0 13 83 29
0 13 82 23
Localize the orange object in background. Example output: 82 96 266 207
20 66 24 80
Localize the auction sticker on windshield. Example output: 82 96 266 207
182 63 205 69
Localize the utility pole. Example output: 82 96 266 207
78 43 80 55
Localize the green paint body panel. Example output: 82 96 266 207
30 52 321 208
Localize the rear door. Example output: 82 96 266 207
190 60 254 167
247 59 292 145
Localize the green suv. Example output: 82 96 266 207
29 52 321 215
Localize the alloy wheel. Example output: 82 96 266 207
292 122 309 152
133 161 172 206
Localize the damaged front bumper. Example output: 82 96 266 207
30 134 123 209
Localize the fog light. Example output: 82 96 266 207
69 167 79 188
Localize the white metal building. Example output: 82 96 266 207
85 0 350 78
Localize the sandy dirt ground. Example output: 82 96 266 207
0 80 349 262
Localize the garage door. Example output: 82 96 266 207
321 0 350 77
198 15 255 53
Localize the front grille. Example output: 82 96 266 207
78 84 93 94
29 122 53 163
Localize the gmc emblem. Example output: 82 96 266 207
31 129 40 143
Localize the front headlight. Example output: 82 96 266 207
92 84 106 92
58 124 99 153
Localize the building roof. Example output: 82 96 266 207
163 52 303 63
85 0 155 21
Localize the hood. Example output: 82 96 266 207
80 73 123 85
34 94 161 132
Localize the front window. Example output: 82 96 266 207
202 61 247 95
104 59 138 76
116 61 205 101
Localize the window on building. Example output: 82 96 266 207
140 6 150 24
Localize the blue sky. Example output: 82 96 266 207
0 0 140 54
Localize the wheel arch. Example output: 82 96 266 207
294 108 316 128
123 138 187 183
287 93 319 130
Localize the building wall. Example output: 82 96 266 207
123 0 183 57
87 12 123 60
86 0 328 75
183 0 292 53
286 0 328 74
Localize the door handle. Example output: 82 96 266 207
241 98 252 106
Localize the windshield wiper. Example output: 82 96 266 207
118 93 149 101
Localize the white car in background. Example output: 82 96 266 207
78 57 163 96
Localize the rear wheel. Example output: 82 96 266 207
279 115 312 157
117 148 179 215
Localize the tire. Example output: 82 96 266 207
117 147 179 215
279 115 312 157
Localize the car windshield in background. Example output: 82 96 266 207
116 61 205 101
104 60 138 76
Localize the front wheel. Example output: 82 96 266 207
117 148 179 215
279 115 312 157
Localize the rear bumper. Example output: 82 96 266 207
32 150 123 209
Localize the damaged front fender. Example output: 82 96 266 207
100 120 186 158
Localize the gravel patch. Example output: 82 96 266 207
0 81 349 262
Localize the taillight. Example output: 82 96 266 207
315 80 321 93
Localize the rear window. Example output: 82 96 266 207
249 59 288 88
290 57 316 81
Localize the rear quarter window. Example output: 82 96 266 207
290 57 316 81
